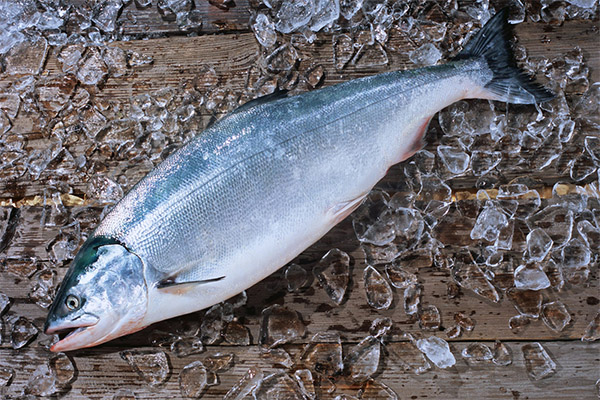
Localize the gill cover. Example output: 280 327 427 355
44 236 148 352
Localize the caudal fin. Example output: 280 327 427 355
454 8 554 104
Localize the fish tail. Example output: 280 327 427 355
454 8 554 104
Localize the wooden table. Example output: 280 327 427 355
0 1 598 399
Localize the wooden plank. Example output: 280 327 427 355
0 341 598 399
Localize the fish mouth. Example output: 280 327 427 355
44 315 101 352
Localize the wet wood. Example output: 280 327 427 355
0 2 598 400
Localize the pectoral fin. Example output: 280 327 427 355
157 276 225 295
329 192 368 224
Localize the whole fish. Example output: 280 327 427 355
45 8 552 351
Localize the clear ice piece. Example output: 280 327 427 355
507 289 542 318
112 388 136 399
541 301 571 332
527 205 573 248
452 259 500 303
461 343 493 364
285 263 308 292
492 341 512 366
11 316 38 349
352 191 394 246
333 34 354 70
370 317 392 338
171 336 205 357
24 364 57 396
522 343 556 380
471 203 508 242
49 353 76 386
454 313 475 332
344 336 381 382
179 361 207 398
408 43 441 66
260 305 305 347
4 37 48 75
254 372 305 399
300 331 343 377
274 0 313 33
340 0 363 19
416 336 456 369
92 0 123 32
252 13 277 48
358 379 398 400
525 228 553 262
313 248 350 304
29 268 57 308
0 293 10 315
223 367 263 400
513 264 551 291
385 262 417 289
419 305 441 330
260 347 293 368
309 0 340 32
560 238 592 284
120 350 170 387
446 325 462 339
351 43 388 69
305 64 325 88
0 367 14 386
437 145 470 174
364 266 393 310
508 314 531 334
224 321 251 345
577 220 600 251
403 283 422 316
582 312 599 341
77 49 109 85
470 150 502 176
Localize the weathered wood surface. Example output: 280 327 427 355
1 341 599 399
0 1 599 399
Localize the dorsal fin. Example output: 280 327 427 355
231 89 289 115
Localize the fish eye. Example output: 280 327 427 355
65 294 80 311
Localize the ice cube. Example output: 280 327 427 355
120 350 170 387
446 325 462 339
112 389 136 399
0 93 20 119
408 43 442 66
340 0 364 19
299 331 343 376
333 34 354 70
454 313 475 332
560 238 592 284
0 367 14 386
419 305 441 330
179 361 207 398
344 335 381 382
265 44 298 73
522 343 556 380
92 0 123 32
385 262 417 289
309 0 340 32
11 316 38 349
416 336 456 369
358 379 398 400
252 13 277 48
35 75 78 117
260 347 293 368
0 293 10 315
260 305 305 347
403 283 421 316
77 49 109 86
461 343 493 364
370 317 392 338
49 353 76 386
352 191 395 246
305 64 325 88
223 367 263 400
254 372 306 399
224 321 251 345
508 314 531 334
386 341 432 374
313 248 350 305
452 257 500 303
492 341 512 366
364 266 393 310
351 43 388 69
471 203 508 242
293 369 316 399
103 46 128 78
470 150 502 176
171 336 204 357
582 312 599 342
24 364 57 396
525 228 553 262
87 175 123 204
541 301 571 332
513 264 551 291
285 263 309 292
527 205 573 248
4 37 48 75
507 289 542 318
274 0 313 33
29 268 57 308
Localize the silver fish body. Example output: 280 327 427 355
44 8 553 351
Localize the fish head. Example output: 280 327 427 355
44 237 148 352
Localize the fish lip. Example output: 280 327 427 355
44 314 99 335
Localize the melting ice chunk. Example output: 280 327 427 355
344 335 381 382
492 341 512 366
179 361 208 398
313 249 350 305
541 301 572 332
299 331 343 377
513 264 551 291
223 367 263 400
582 312 599 342
461 343 493 364
10 316 38 349
260 305 306 347
525 228 553 262
120 350 170 387
416 336 456 369
522 343 556 380
364 266 393 310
